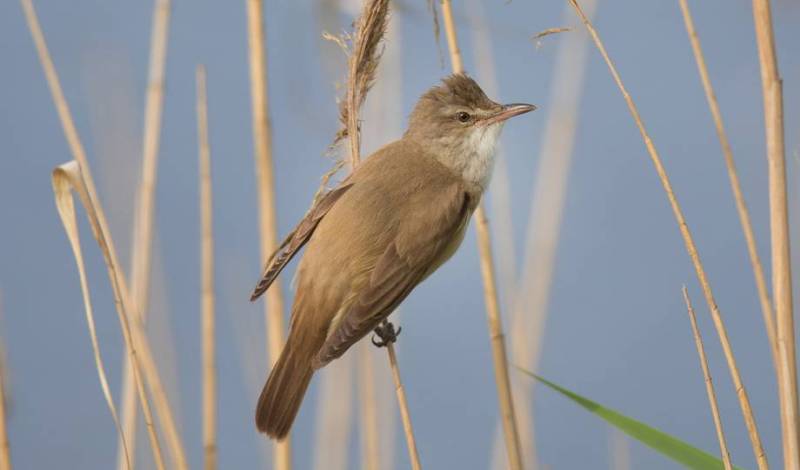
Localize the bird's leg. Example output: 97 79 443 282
371 320 402 348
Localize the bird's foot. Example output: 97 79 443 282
371 321 401 348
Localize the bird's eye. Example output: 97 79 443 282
456 112 471 123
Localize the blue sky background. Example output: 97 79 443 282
1 0 800 468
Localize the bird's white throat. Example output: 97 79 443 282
460 122 503 189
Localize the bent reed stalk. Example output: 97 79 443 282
439 1 524 469
20 1 169 468
566 0 767 468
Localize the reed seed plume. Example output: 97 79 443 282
335 0 390 167
565 0 768 467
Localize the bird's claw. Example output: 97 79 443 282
371 321 401 348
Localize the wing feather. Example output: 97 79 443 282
250 182 354 301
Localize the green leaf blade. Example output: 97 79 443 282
518 368 745 470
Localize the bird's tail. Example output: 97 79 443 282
255 336 314 439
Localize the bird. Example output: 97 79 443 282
250 73 535 439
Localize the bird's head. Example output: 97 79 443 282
405 74 535 188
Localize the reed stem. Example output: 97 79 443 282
197 64 218 470
117 0 181 468
20 2 167 468
439 2 524 469
750 0 799 466
682 287 733 470
566 1 768 467
245 0 291 467
676 0 778 372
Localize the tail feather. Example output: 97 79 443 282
256 341 314 439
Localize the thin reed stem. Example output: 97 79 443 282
439 2 524 469
20 2 167 468
566 1 767 467
358 348 380 470
682 287 733 470
387 342 421 470
751 0 799 466
197 65 218 470
0 297 11 470
245 0 291 467
677 0 778 372
117 0 180 468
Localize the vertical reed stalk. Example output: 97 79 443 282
677 0 778 371
20 2 167 468
439 2 524 469
196 65 218 470
682 287 733 470
358 347 380 470
245 0 290 468
566 1 768 467
117 0 176 468
386 343 420 470
751 0 799 466
0 296 11 470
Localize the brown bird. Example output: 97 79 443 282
250 73 535 439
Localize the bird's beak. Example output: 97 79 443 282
483 103 537 126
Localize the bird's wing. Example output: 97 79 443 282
312 183 476 368
250 181 354 301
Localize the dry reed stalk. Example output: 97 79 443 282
565 0 768 467
490 2 596 467
245 0 291 467
117 1 178 468
358 347 380 470
196 65 218 470
439 2 524 469
464 2 525 467
386 343 421 470
0 296 9 470
682 287 733 470
677 0 778 371
20 1 168 467
313 356 355 470
751 0 799 466
336 1 421 467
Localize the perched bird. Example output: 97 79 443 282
250 73 535 439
